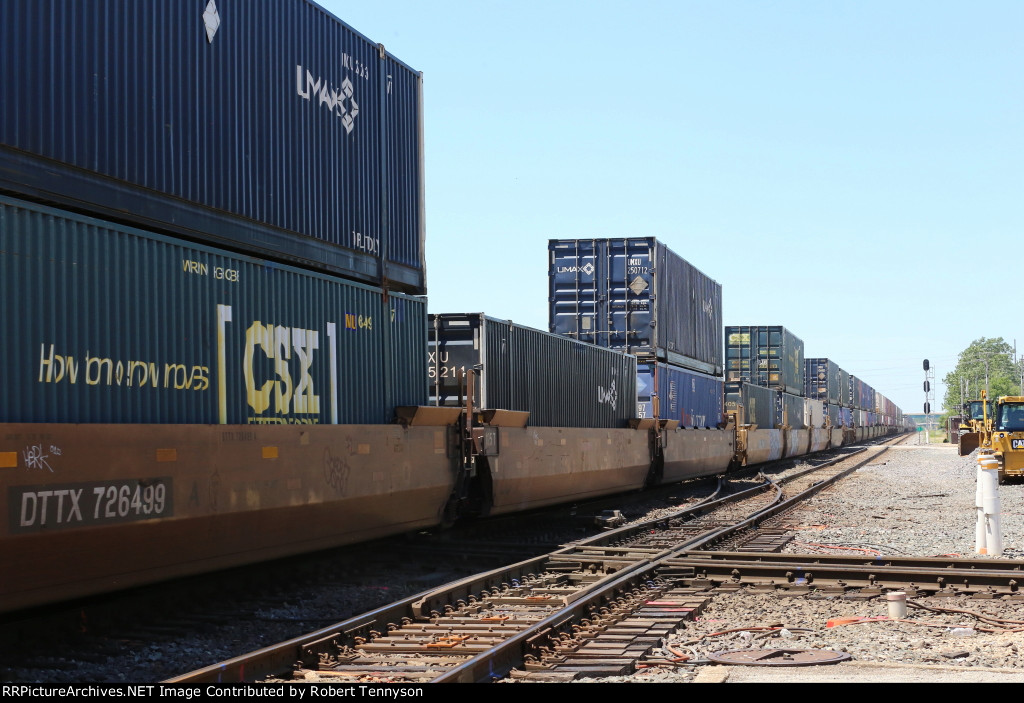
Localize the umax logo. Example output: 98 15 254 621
296 64 359 134
597 380 618 410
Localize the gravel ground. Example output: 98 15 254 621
573 439 1024 683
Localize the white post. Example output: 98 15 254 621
981 455 1003 556
975 458 987 554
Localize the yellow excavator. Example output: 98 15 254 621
959 390 1024 483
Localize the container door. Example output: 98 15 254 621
606 238 656 356
549 239 605 345
428 314 485 407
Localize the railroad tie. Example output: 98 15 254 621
543 589 712 679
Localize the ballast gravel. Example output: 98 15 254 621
573 439 1024 683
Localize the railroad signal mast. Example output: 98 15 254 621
923 359 935 441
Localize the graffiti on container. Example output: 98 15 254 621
37 344 209 390
23 444 60 472
703 298 715 317
181 259 239 282
597 380 618 411
323 447 350 494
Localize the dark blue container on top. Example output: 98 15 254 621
0 0 425 293
548 238 723 375
805 358 851 407
637 362 723 428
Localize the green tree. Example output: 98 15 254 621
943 337 1021 413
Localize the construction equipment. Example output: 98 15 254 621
989 395 1024 483
958 393 994 456
959 390 1024 483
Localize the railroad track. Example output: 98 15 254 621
168 438 930 683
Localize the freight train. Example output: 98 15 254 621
0 0 910 615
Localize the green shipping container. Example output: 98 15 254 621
725 325 804 396
0 196 427 424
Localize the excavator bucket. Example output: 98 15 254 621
959 432 980 456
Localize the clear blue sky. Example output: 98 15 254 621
322 0 1023 416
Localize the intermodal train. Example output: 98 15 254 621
0 0 910 614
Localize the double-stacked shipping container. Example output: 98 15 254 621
806 357 853 429
0 0 428 423
725 326 806 428
549 238 725 428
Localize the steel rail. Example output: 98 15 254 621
665 552 1024 596
164 442 885 683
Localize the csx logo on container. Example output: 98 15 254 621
242 321 320 416
217 304 379 425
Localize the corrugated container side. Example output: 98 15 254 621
548 238 722 375
848 375 860 409
826 404 854 427
637 362 723 428
805 358 846 406
429 314 636 428
776 392 805 429
854 409 867 427
838 368 851 407
0 196 427 424
725 326 804 395
0 0 425 293
654 240 723 373
861 382 874 412
725 382 778 429
804 399 825 428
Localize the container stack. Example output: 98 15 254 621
724 326 807 429
805 357 853 430
548 238 724 428
0 0 429 424
805 358 900 431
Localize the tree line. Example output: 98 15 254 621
942 337 1023 417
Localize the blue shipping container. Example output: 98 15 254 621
0 0 426 293
549 238 722 375
637 363 723 428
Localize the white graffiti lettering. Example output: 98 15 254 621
23 444 54 472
